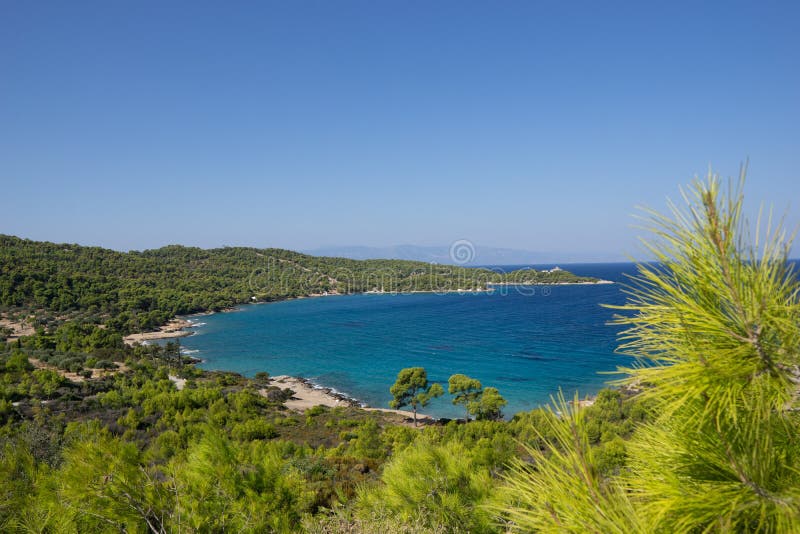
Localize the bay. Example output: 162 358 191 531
181 263 639 418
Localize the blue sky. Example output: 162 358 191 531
1 1 798 260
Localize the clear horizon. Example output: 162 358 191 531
2 1 799 258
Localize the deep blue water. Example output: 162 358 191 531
180 263 639 418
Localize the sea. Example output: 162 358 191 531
179 263 640 419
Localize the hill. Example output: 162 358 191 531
0 235 598 334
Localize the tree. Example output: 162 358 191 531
164 340 181 369
448 373 483 420
173 428 312 532
0 326 12 342
501 172 800 531
470 386 507 421
351 419 385 460
389 367 443 426
58 432 172 533
356 439 495 533
32 369 63 400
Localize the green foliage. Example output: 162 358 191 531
173 429 313 532
52 321 123 352
358 438 495 533
31 369 64 399
424 419 519 472
350 419 385 460
380 425 418 455
13 177 795 531
447 375 508 421
469 387 507 421
253 371 270 385
58 432 172 532
305 507 450 534
0 326 12 343
0 234 594 337
499 394 642 532
0 441 43 530
448 373 482 420
582 389 647 447
502 173 800 532
0 341 649 533
390 367 444 426
0 235 589 336
500 267 600 285
231 418 278 441
4 351 32 373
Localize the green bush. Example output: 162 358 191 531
231 419 278 441
358 438 495 533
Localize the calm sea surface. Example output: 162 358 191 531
181 263 640 418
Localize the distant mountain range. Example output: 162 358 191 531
303 245 625 265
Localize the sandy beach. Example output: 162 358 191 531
265 375 434 423
123 318 194 345
113 306 439 423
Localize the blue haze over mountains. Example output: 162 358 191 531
304 245 627 265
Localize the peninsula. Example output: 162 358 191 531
0 234 600 338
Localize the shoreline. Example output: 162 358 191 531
487 279 613 286
121 282 615 419
265 375 435 422
123 318 194 345
123 279 617 347
119 289 505 345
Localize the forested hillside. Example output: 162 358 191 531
0 235 597 334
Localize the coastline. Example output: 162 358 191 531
487 279 613 286
123 318 194 345
265 375 435 423
120 281 615 418
123 278 617 348
123 317 437 421
120 289 501 346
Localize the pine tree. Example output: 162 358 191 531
501 171 800 532
449 373 483 420
390 367 444 426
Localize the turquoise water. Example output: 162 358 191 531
181 263 637 419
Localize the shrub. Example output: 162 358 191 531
231 419 279 441
358 438 495 532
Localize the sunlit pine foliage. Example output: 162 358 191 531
500 171 800 532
